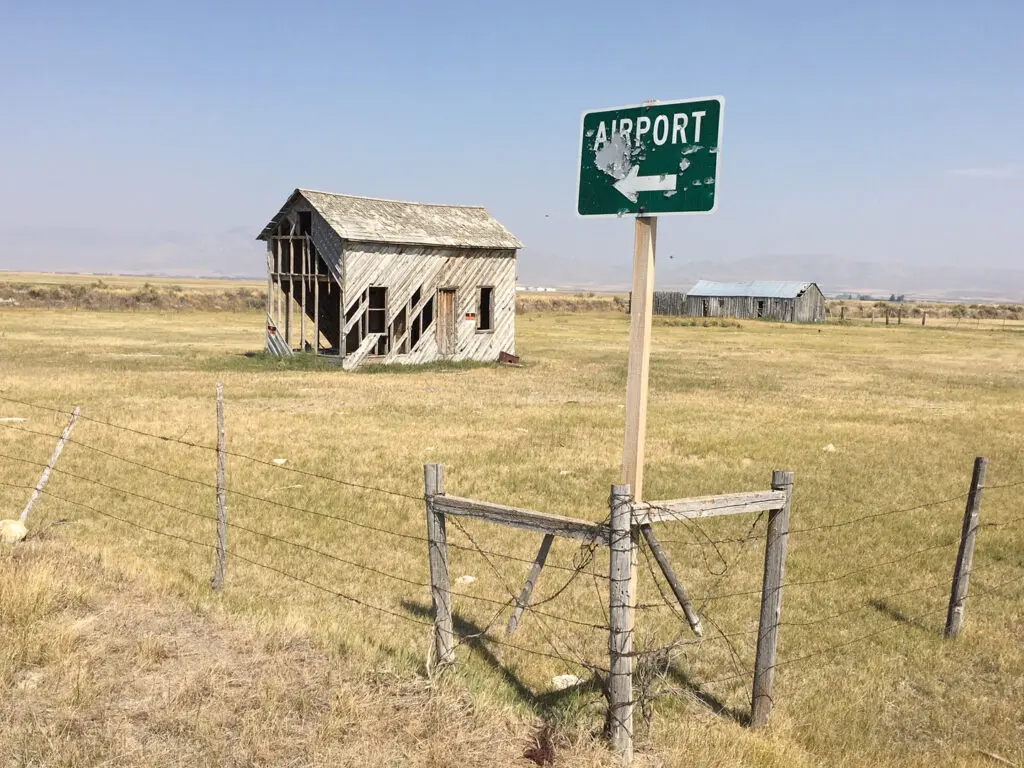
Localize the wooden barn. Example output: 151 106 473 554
654 280 826 322
257 189 522 369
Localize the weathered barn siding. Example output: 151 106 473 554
654 282 826 322
342 243 516 369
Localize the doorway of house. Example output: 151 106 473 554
437 289 457 356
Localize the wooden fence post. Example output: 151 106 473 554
922 312 927 326
425 464 455 666
20 406 80 524
211 384 228 591
609 483 635 764
945 457 988 639
751 470 794 728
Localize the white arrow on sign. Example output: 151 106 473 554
613 166 677 202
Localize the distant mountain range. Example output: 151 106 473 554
2 225 1021 303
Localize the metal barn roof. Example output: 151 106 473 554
687 280 816 299
258 189 523 250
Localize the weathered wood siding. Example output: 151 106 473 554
342 242 516 367
655 285 825 322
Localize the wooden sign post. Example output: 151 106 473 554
577 97 723 766
622 217 657 500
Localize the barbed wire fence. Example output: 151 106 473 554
0 391 1021 764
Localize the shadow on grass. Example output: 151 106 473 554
356 360 509 375
664 663 750 725
868 599 937 633
401 599 605 720
198 350 342 372
205 352 525 374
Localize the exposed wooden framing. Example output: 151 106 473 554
608 483 635 763
751 471 794 728
424 464 455 667
265 244 273 322
431 495 610 546
945 456 987 639
275 238 283 330
505 533 554 636
313 244 320 354
285 238 293 349
639 524 702 637
300 237 307 352
634 490 788 525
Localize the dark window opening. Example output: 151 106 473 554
756 300 765 318
409 295 435 351
478 286 494 331
375 336 389 355
411 286 422 308
368 287 387 334
718 298 725 310
411 316 421 348
298 211 312 235
421 296 434 331
701 299 709 317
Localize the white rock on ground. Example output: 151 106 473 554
551 674 583 691
823 443 837 452
455 575 477 586
0 519 28 545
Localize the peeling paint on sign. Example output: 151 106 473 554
577 97 723 217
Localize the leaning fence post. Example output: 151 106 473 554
608 483 635 764
425 463 455 666
945 457 988 639
751 470 794 728
211 384 228 591
20 405 80 524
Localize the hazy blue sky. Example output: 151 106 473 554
1 1 1021 285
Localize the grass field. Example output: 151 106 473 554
1 298 1023 766
0 271 266 292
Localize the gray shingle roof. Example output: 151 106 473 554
687 280 816 299
258 189 523 250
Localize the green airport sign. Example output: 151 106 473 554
577 97 723 217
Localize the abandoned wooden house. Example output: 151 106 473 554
257 189 523 369
654 280 826 322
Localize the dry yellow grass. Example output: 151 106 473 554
0 271 264 293
1 299 1023 767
